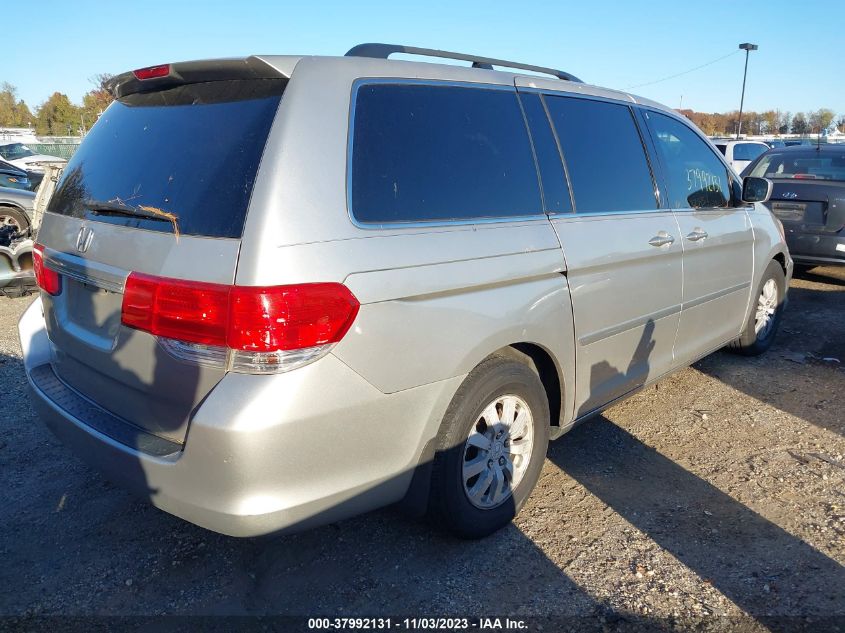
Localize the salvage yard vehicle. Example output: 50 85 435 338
0 142 63 176
0 158 32 191
712 139 770 174
0 186 36 297
743 144 845 268
19 44 792 539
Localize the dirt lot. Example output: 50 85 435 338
0 267 843 628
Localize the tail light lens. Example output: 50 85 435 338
121 273 359 373
32 244 61 295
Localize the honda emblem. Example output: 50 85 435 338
76 226 94 253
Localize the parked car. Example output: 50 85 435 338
0 158 32 191
0 185 34 233
0 141 63 176
712 139 770 173
19 45 791 539
0 186 36 295
742 145 845 268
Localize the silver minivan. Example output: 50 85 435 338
19 44 791 538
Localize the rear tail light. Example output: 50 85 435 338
32 244 61 296
133 64 171 80
121 273 359 374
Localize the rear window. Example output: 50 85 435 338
47 79 285 238
749 149 845 182
733 143 768 162
350 83 541 224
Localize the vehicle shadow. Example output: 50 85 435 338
696 266 845 439
548 416 845 622
547 312 845 628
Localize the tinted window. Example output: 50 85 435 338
544 96 656 213
647 113 729 209
749 148 845 182
519 93 572 214
733 143 768 161
48 79 285 238
715 144 727 156
350 83 541 223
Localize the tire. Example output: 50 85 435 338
0 205 30 234
728 260 786 356
427 354 549 539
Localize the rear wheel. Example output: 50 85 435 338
428 355 549 539
728 260 785 356
0 205 29 235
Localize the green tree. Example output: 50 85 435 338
762 110 779 135
35 92 82 135
808 108 835 134
791 112 808 135
80 73 114 133
0 82 34 127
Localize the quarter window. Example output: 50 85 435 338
647 113 730 209
544 96 657 213
350 83 541 224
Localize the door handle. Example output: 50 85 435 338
686 229 708 242
648 232 675 247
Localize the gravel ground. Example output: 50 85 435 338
0 267 843 628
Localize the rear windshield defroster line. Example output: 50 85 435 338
47 79 286 239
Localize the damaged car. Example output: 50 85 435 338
0 186 36 297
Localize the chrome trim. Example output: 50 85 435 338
346 78 547 230
43 248 127 293
683 282 750 311
548 208 674 219
579 303 682 346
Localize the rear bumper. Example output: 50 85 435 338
19 298 461 537
784 230 845 266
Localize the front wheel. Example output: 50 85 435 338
728 260 786 356
427 355 549 539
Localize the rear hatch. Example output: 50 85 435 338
36 60 287 447
766 180 845 234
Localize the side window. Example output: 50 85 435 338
350 83 542 224
647 112 730 209
519 93 572 214
733 143 767 162
544 96 657 213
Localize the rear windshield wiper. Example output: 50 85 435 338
85 200 173 223
84 199 180 236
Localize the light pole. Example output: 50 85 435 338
736 42 758 139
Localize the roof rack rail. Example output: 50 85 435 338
345 43 583 83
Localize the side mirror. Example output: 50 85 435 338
742 176 773 203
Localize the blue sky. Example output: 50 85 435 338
7 0 842 115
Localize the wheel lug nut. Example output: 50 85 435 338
499 457 506 466
487 460 493 468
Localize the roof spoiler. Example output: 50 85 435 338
107 56 287 98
